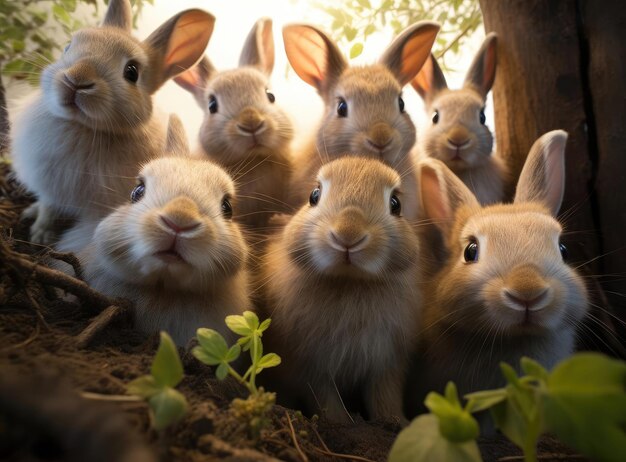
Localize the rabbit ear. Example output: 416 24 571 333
173 56 216 107
239 18 275 76
464 33 497 97
165 114 190 156
283 24 347 97
102 0 132 32
143 9 216 93
411 53 447 104
379 21 440 87
514 130 567 216
419 159 479 235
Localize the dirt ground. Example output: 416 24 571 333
0 160 585 462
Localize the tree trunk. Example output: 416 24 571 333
0 73 9 155
479 0 625 355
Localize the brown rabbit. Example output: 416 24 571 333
412 33 508 205
407 130 588 414
260 157 421 423
174 18 294 232
11 0 215 245
282 22 440 221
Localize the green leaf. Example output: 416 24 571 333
225 344 241 363
12 40 25 53
364 24 376 38
388 414 482 462
444 382 460 408
127 375 161 399
195 328 228 365
243 311 260 330
151 332 183 388
225 314 253 336
344 25 357 42
52 4 71 25
257 353 281 372
216 362 229 380
356 0 371 8
425 388 479 443
543 353 626 462
521 357 548 382
149 388 188 431
465 389 507 413
258 318 271 333
500 362 520 385
350 42 363 59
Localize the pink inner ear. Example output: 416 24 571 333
260 21 275 75
482 43 497 90
544 139 566 215
397 26 439 86
164 12 214 76
284 27 328 89
412 55 433 98
173 67 200 92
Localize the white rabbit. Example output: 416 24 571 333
174 18 294 232
260 156 421 423
407 130 588 412
11 0 215 244
282 21 440 221
412 33 508 205
71 114 250 346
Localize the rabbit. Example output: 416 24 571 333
259 156 421 423
411 33 509 205
70 114 250 346
10 0 215 245
173 18 294 232
282 21 440 221
406 130 588 414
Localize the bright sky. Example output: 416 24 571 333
8 0 492 149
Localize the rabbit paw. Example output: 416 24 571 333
29 205 57 245
21 202 39 221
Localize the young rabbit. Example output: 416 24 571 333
174 18 294 231
411 33 508 205
408 130 588 410
11 0 215 244
260 157 421 423
282 22 440 220
72 115 250 346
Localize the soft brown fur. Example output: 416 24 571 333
406 131 588 415
412 33 509 205
260 157 421 423
282 22 440 221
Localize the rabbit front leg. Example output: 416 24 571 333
365 365 408 425
28 202 60 245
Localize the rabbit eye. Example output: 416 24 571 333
64 42 71 53
309 187 321 206
337 98 348 118
559 242 568 261
464 237 479 263
479 108 486 125
221 195 233 219
208 95 218 114
266 89 275 103
432 110 439 124
131 181 145 203
398 96 405 113
390 194 401 216
123 61 139 83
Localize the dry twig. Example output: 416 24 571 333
285 411 309 462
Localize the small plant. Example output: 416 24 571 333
127 331 189 431
389 353 626 462
192 311 281 439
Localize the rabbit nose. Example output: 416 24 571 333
502 264 552 311
159 197 202 234
446 127 471 148
447 138 470 148
366 139 391 151
160 215 201 234
63 74 95 91
237 120 265 134
329 230 370 252
237 108 266 135
367 122 394 151
503 288 550 311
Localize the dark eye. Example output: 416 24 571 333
398 96 405 113
64 42 71 52
559 242 568 261
337 98 348 117
432 110 439 124
390 194 401 216
130 181 145 203
221 196 232 219
479 108 486 125
123 61 139 83
208 94 218 114
309 187 321 206
266 89 275 103
464 238 479 263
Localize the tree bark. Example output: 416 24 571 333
0 73 9 155
479 0 625 355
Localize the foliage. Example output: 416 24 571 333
389 353 626 462
313 0 481 64
193 311 281 439
127 331 189 431
0 0 153 84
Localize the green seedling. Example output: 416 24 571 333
388 353 626 462
192 311 281 438
127 331 189 431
